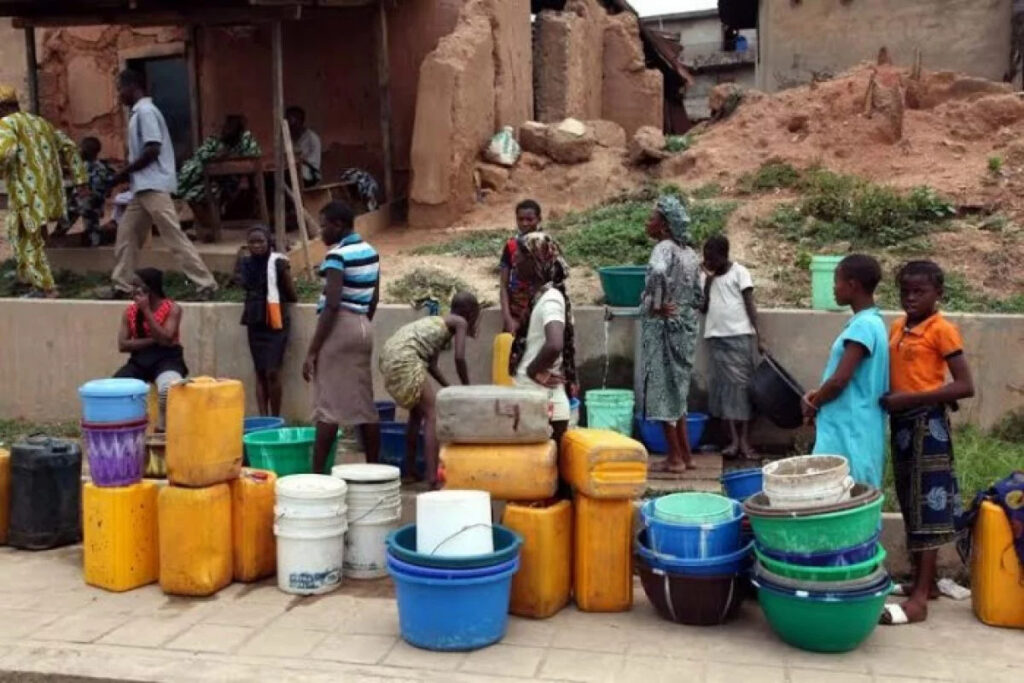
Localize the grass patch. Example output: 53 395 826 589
0 419 80 449
385 267 481 310
875 272 1024 314
411 230 509 259
991 410 1024 443
664 134 692 153
691 182 723 200
882 425 1024 512
988 156 1003 175
737 159 802 193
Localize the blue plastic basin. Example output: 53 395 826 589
721 468 763 502
635 413 708 453
641 498 743 559
636 529 753 576
388 554 519 651
243 416 285 434
387 524 523 569
387 553 518 579
757 532 882 568
378 421 425 478
78 378 149 424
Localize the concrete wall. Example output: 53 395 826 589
2 301 1022 437
0 19 27 107
757 0 1013 91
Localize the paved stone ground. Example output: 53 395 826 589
0 545 1016 683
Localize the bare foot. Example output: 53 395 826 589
721 444 739 458
880 600 928 625
650 459 691 475
894 582 940 600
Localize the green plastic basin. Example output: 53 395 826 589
756 579 892 653
242 427 340 476
747 494 883 554
754 545 885 582
598 266 646 307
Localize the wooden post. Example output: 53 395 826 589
282 117 313 280
186 24 202 152
271 20 286 250
24 27 38 114
375 0 393 203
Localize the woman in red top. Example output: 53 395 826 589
113 268 188 431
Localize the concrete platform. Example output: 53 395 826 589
0 544 1014 683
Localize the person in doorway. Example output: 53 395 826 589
641 195 703 475
0 84 87 297
113 268 187 432
109 69 218 300
302 201 380 473
700 234 763 459
802 254 889 487
379 292 481 487
509 232 577 452
880 260 974 626
58 136 116 247
499 199 543 334
285 106 321 187
235 226 297 417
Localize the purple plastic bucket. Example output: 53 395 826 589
81 418 148 487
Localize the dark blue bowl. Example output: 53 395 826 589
756 532 882 568
721 468 763 502
636 529 753 576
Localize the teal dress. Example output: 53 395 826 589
812 307 890 487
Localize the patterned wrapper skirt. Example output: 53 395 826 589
890 405 965 552
641 312 698 422
707 334 756 421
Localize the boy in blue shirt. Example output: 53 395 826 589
802 254 889 487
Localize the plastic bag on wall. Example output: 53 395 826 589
483 126 521 168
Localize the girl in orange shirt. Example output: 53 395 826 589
880 260 974 626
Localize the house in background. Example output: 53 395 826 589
641 7 755 121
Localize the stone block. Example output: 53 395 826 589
600 12 663 137
629 125 668 165
534 0 604 124
588 119 627 148
475 162 510 191
519 120 549 155
546 118 595 164
484 0 533 130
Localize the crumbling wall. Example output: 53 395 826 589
487 0 533 129
0 19 27 107
601 12 663 137
408 1 496 229
533 0 604 123
758 0 1013 91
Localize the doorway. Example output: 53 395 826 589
126 55 192 163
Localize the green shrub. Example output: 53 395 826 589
737 160 802 193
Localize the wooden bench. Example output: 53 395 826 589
200 157 269 243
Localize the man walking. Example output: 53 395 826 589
110 69 217 298
0 85 87 297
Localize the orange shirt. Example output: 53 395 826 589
889 313 963 393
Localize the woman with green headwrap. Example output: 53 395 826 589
642 195 703 473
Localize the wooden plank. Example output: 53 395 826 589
375 0 392 202
271 20 286 252
282 117 314 280
23 26 37 113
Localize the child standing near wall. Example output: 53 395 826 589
802 254 889 488
700 235 763 458
499 199 543 334
880 260 974 626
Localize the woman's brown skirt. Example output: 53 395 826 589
311 309 379 426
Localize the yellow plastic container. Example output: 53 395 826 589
971 500 1024 629
492 333 515 386
502 499 572 618
158 483 233 596
560 428 648 499
574 494 633 612
83 481 160 592
146 385 159 434
440 441 557 500
231 468 277 582
0 448 11 545
165 377 244 487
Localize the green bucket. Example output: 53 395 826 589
754 546 886 582
810 255 844 311
598 266 647 307
242 427 341 476
654 492 734 524
585 389 635 436
747 494 883 554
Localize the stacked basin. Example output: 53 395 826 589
78 378 150 487
385 491 523 651
744 459 890 653
635 492 752 626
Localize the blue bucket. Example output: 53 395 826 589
375 401 397 422
387 524 523 569
379 421 425 478
388 554 519 651
387 553 518 579
635 413 708 453
636 529 753 576
757 532 882 568
721 468 763 502
78 378 149 424
243 416 286 434
641 498 743 559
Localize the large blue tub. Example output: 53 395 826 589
640 498 743 559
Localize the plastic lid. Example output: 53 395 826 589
78 378 149 398
653 492 733 521
331 463 400 483
276 474 347 499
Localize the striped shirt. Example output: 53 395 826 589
317 233 380 315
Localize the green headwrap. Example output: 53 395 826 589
655 195 691 244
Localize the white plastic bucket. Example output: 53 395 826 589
763 455 850 495
333 463 402 579
766 475 855 510
275 474 349 595
416 490 493 557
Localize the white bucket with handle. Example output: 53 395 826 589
766 475 856 510
274 474 348 594
416 490 493 557
332 464 402 578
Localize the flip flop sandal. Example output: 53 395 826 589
937 578 971 601
880 603 912 625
